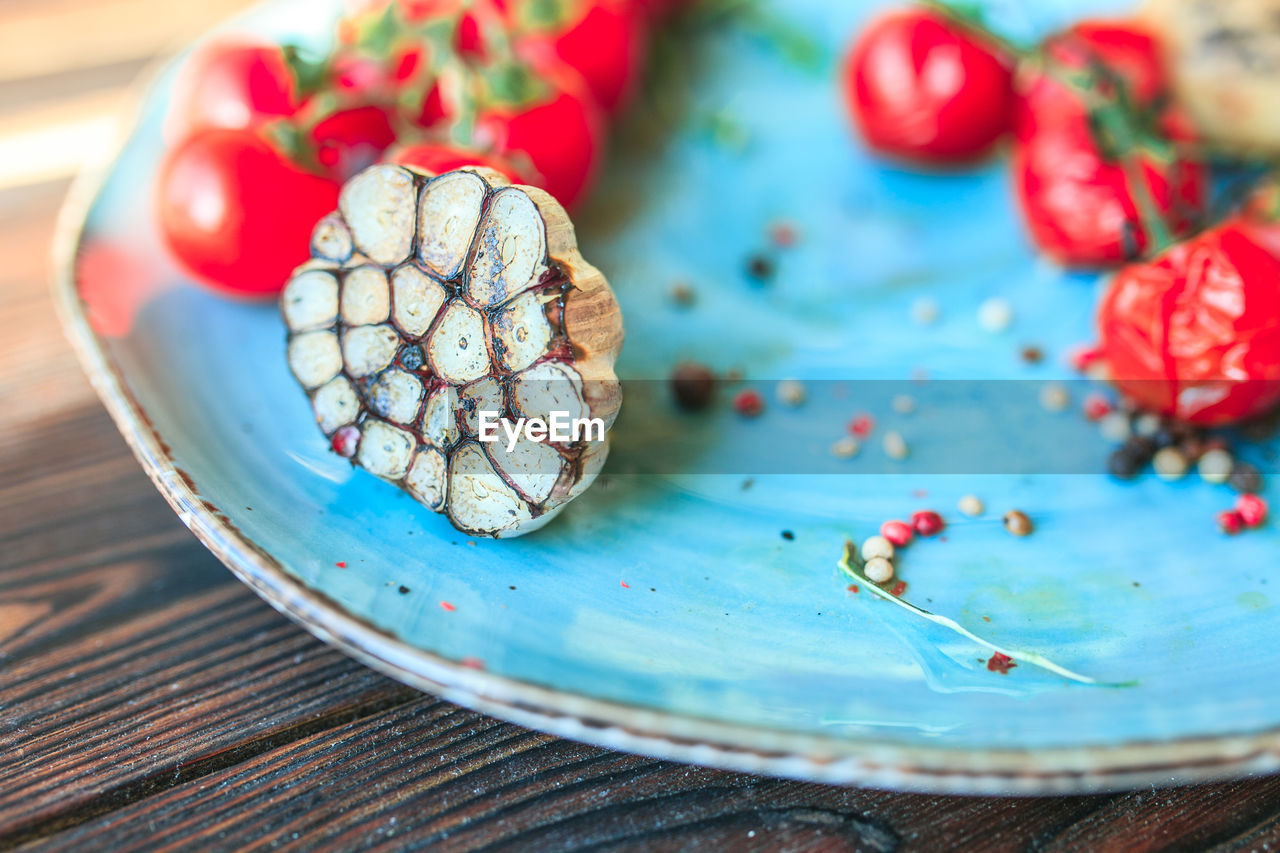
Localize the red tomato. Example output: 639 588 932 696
474 54 605 209
511 0 650 116
844 8 1015 164
1012 116 1206 267
1012 24 1205 268
166 40 303 142
309 105 398 181
157 129 340 298
390 142 527 183
1099 220 1280 425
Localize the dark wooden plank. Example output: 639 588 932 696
0 403 419 846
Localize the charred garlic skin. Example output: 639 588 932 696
282 164 623 538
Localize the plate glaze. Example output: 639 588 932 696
55 0 1280 794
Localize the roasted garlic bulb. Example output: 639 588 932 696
283 164 623 538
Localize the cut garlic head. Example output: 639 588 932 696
283 164 623 538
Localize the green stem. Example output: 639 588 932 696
838 545 1137 688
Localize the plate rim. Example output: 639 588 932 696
49 50 1280 798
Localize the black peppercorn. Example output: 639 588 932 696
671 362 716 411
1229 462 1264 495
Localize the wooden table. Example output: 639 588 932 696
7 1 1280 849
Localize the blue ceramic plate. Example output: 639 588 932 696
56 0 1280 793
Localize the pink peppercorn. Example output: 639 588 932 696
331 425 361 458
910 510 945 537
849 414 875 437
880 519 913 547
1083 393 1112 421
1237 494 1269 528
1218 510 1245 536
732 389 765 418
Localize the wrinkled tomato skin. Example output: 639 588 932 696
1012 114 1207 267
166 41 302 142
844 9 1015 164
390 143 527 184
310 105 398 181
1099 222 1280 425
515 0 650 116
157 129 341 298
474 55 605 210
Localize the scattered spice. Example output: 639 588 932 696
892 394 917 415
398 585 410 594
620 580 630 589
775 379 806 407
461 657 486 670
732 389 766 417
864 556 895 584
1098 411 1131 442
1083 393 1113 421
1003 510 1034 537
910 510 945 537
890 580 908 597
1237 494 1269 527
1218 510 1245 536
331 425 360 458
1229 462 1264 495
831 437 861 459
986 652 1017 674
847 584 860 594
911 297 940 326
440 601 456 611
978 297 1014 333
849 413 875 437
958 495 985 517
1133 413 1162 438
883 431 909 461
1152 447 1189 482
671 362 716 411
670 281 696 307
781 530 795 541
1020 345 1044 364
335 561 347 568
746 253 776 283
860 535 895 562
769 221 799 247
1039 382 1070 413
880 520 913 548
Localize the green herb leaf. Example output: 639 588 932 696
837 544 1137 688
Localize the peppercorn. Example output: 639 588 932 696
1108 445 1146 480
1124 436 1158 463
958 495 984 517
1020 345 1044 364
1197 448 1234 485
732 389 765 418
1152 447 1189 482
883 431 909 461
1237 494 1268 527
861 535 895 562
911 510 945 537
880 520 913 547
831 437 860 459
1003 510 1034 537
670 363 715 411
775 379 806 408
1218 510 1245 536
746 254 775 283
1229 462 1264 495
864 556 895 584
331 425 361 458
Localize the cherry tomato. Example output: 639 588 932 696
844 8 1015 164
1066 21 1167 108
474 54 605 209
166 40 303 142
511 0 650 116
390 142 528 183
1099 220 1280 425
309 105 398 181
1012 116 1206 267
157 129 340 298
1012 25 1205 268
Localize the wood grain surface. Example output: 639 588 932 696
6 1 1280 850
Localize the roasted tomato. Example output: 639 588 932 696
166 40 305 141
844 8 1015 165
157 129 341 298
474 54 605 209
1012 25 1206 267
509 0 650 116
389 142 527 183
1099 219 1280 425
